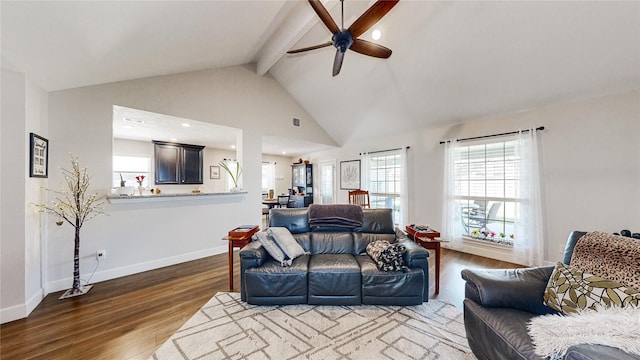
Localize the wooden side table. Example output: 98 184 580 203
405 225 447 295
223 225 258 291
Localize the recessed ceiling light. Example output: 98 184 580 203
372 29 381 41
230 145 236 149
170 138 178 142
181 123 191 127
282 151 287 155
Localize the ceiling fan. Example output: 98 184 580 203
288 0 399 76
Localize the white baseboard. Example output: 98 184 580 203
1 303 26 324
26 288 44 315
1 288 45 324
47 245 228 293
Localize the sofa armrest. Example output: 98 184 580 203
461 266 557 315
399 238 430 266
239 241 267 267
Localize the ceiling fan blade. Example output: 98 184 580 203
348 0 399 38
308 0 340 34
288 41 333 54
332 50 345 76
350 39 392 58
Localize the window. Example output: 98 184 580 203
113 155 150 187
453 140 519 246
367 152 401 224
261 162 275 193
318 160 335 204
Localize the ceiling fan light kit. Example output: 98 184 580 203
288 0 399 76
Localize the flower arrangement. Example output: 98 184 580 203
135 175 145 187
219 160 242 189
469 228 515 246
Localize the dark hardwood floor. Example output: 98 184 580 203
1 248 520 360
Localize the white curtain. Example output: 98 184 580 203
442 140 464 250
359 153 370 192
399 147 409 228
513 129 545 266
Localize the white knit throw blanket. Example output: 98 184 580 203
528 306 640 359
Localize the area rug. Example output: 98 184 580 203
150 292 475 360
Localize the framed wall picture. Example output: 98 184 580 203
340 160 361 190
29 133 49 178
210 165 220 179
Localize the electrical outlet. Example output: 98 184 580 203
97 250 106 260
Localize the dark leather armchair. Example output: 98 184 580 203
461 231 640 360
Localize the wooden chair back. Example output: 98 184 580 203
348 190 370 208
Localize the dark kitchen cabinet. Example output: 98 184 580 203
153 141 204 184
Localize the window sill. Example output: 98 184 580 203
106 191 247 204
463 236 513 249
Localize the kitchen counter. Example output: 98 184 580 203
106 191 247 204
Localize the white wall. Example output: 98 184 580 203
1 65 337 322
1 69 48 323
41 65 335 299
307 90 640 265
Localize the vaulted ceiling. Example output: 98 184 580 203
2 1 639 147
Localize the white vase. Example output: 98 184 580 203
230 186 240 193
138 186 144 195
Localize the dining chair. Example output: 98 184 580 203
348 190 370 208
276 195 290 208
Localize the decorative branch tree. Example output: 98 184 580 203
35 154 106 298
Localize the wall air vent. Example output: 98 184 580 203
292 117 300 127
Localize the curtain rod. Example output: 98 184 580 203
439 126 545 144
359 146 410 156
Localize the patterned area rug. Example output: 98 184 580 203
150 292 475 360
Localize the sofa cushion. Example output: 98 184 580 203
353 233 396 255
354 208 396 234
243 255 310 305
269 208 311 234
357 255 423 305
543 262 640 314
267 227 307 261
310 232 354 254
253 231 289 266
308 254 361 304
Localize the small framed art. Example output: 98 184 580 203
210 165 220 179
29 133 49 178
340 160 360 190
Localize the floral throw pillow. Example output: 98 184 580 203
543 262 640 314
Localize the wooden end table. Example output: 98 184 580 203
405 225 447 295
223 225 259 291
